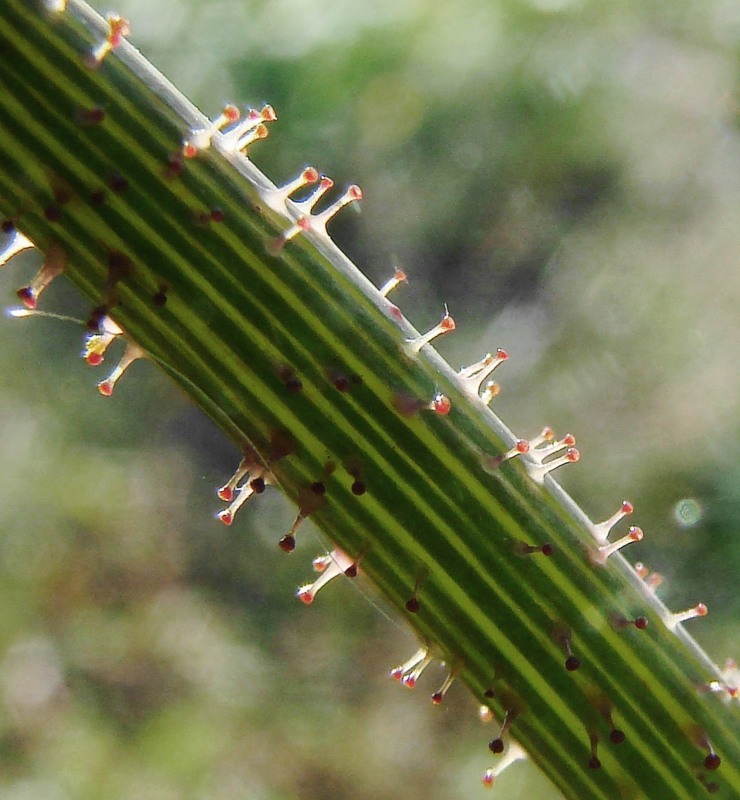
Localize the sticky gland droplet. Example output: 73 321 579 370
405 307 456 355
392 391 452 418
483 439 530 470
276 182 362 244
351 480 366 496
16 243 66 309
590 499 634 544
591 525 644 565
527 446 580 484
458 348 509 397
183 104 242 157
220 106 275 153
261 166 319 214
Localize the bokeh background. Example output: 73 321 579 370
0 0 738 798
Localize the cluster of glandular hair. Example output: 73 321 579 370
2 3 736 794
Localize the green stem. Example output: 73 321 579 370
0 2 737 798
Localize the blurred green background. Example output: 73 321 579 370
0 0 738 797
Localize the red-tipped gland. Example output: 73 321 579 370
379 268 408 298
351 480 366 496
183 104 245 157
278 535 296 553
634 561 665 592
216 509 234 526
233 123 268 154
217 452 257 502
15 243 66 309
527 447 580 484
295 548 355 605
219 107 264 150
665 602 708 630
431 671 456 705
390 646 433 688
458 348 509 397
262 166 321 213
291 176 334 215
529 432 576 465
405 308 456 355
592 525 644 565
481 742 527 789
591 500 634 544
83 315 123 366
283 183 362 240
405 596 420 613
481 380 501 405
96 341 144 397
488 708 516 754
87 14 129 67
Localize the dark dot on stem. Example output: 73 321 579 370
351 480 366 496
565 656 580 671
705 754 721 771
405 597 419 613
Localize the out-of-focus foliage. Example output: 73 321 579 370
0 0 737 797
